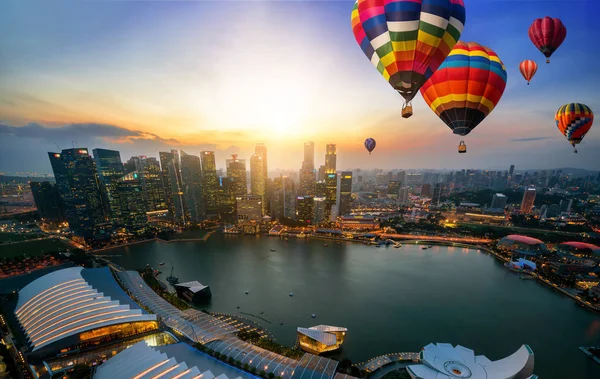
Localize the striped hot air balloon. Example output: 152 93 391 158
555 103 594 153
519 60 538 85
351 0 466 118
364 138 376 154
528 17 567 64
419 41 507 151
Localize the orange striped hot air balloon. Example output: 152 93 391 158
420 41 507 152
519 60 537 85
555 103 594 153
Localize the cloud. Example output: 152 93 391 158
510 137 555 142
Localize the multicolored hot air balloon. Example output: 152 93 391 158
555 103 594 153
364 138 376 154
519 60 538 85
351 0 466 118
528 17 567 64
420 41 507 152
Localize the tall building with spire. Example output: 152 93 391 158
254 143 269 214
324 143 337 220
250 153 266 215
299 141 316 196
180 151 205 223
226 154 248 196
201 151 219 217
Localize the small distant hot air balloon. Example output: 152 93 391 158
528 17 567 64
351 0 466 118
364 138 376 154
519 60 538 85
420 41 507 153
555 103 594 153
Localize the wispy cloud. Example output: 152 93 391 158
510 137 555 142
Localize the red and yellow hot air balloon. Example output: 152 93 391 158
420 41 507 153
555 103 594 153
351 0 466 118
519 60 537 85
528 17 567 64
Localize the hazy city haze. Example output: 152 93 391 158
1 0 599 172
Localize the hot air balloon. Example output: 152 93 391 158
420 41 507 153
519 60 537 85
364 138 376 154
555 103 594 153
528 17 566 64
351 0 466 118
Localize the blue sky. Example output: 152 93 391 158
1 0 599 173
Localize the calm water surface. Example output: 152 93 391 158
103 234 600 378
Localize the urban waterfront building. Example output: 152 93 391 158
29 181 65 223
48 149 109 240
126 156 168 213
217 177 237 223
14 267 157 359
406 343 535 379
250 153 266 214
313 197 327 224
297 325 347 354
174 281 212 304
116 171 148 233
324 144 337 219
299 141 316 196
160 151 186 223
201 151 220 217
93 148 125 223
226 154 248 196
296 196 314 224
180 151 205 223
520 188 536 214
336 172 353 217
497 235 549 257
254 143 269 214
236 195 263 222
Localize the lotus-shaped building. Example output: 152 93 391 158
407 343 536 379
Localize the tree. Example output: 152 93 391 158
260 370 267 378
268 373 275 379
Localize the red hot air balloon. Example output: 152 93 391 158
519 60 537 85
528 17 566 64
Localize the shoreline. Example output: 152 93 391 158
91 230 216 253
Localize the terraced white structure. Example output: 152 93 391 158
297 325 347 354
15 267 157 353
407 343 536 379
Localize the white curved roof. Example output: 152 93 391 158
297 328 337 346
309 325 347 333
15 267 156 352
407 343 535 379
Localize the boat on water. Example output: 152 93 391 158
421 246 429 250
245 291 249 295
394 244 401 248
428 245 433 248
297 232 307 238
159 262 165 266
311 313 316 318
324 243 328 247
289 292 294 297
270 248 276 252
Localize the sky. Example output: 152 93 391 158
1 0 599 173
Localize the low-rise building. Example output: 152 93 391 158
297 325 347 354
174 281 212 304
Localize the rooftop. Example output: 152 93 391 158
176 281 210 293
297 328 337 346
502 235 544 245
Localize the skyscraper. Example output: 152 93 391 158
336 171 353 217
201 151 219 217
254 143 269 214
317 165 326 182
93 148 125 223
116 171 147 233
398 187 409 206
226 154 248 196
520 188 536 213
296 196 314 224
236 195 263 222
30 181 65 223
432 183 443 206
180 151 205 223
48 149 108 240
420 183 432 197
299 141 316 196
271 176 296 220
304 141 315 170
217 176 236 223
490 193 508 210
250 153 266 214
127 156 167 212
159 151 186 224
324 144 337 219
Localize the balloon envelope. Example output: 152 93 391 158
555 103 594 146
364 138 377 153
528 17 566 63
351 0 466 104
519 60 537 84
420 41 507 136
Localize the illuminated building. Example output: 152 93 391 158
48 149 108 240
226 154 248 196
520 188 536 214
338 215 378 230
201 151 219 217
218 177 236 223
318 165 325 181
324 144 337 219
29 181 65 223
336 172 353 217
313 197 327 225
555 242 600 262
236 195 263 222
14 267 157 359
497 235 549 257
127 156 168 213
297 325 347 354
407 343 535 379
93 148 125 223
250 153 266 214
159 151 186 224
180 151 205 223
255 143 269 214
296 196 314 224
271 176 296 220
174 281 212 304
490 193 508 212
115 171 147 233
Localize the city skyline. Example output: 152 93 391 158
1 0 600 173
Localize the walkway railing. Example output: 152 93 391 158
353 352 420 372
